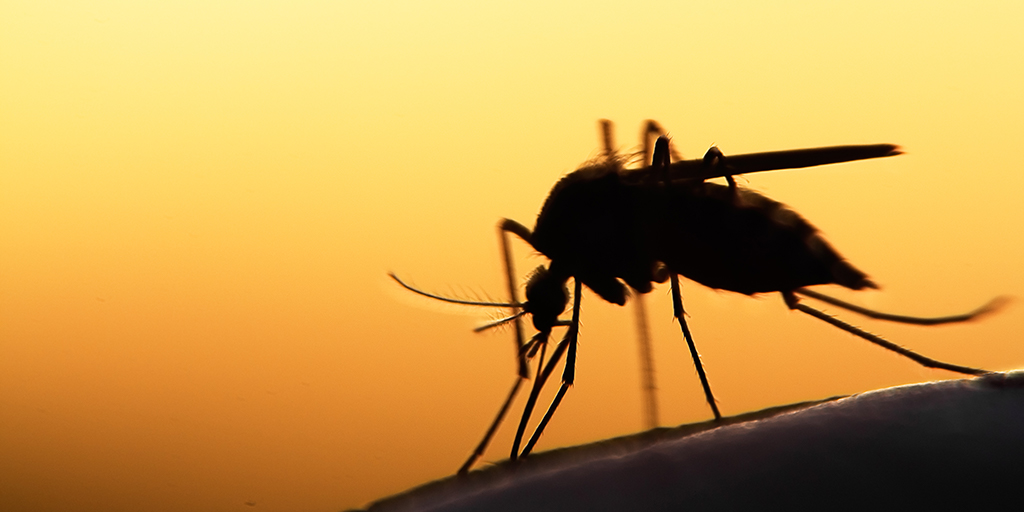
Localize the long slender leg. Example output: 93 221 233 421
455 222 530 474
520 383 569 458
520 279 583 457
642 121 657 166
510 332 568 460
605 120 662 430
599 119 615 160
457 377 522 475
795 288 1007 326
783 292 988 376
509 336 550 461
671 275 723 420
653 135 722 421
457 335 547 473
631 122 666 429
499 225 528 378
496 218 560 461
632 292 659 429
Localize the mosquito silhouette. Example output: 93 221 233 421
390 120 1002 474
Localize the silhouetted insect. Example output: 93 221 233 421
391 120 1002 474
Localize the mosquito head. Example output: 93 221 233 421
522 265 569 333
389 270 569 337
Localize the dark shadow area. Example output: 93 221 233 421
356 371 1024 511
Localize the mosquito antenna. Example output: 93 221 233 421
388 273 520 308
795 288 1009 326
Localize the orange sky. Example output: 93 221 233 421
2 2 1023 511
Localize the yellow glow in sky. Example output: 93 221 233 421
2 2 1023 511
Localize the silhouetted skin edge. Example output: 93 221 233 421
352 396 843 512
350 371 1024 512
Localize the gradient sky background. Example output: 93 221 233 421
2 2 1023 511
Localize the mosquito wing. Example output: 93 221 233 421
621 144 902 183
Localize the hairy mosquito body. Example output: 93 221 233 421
391 120 1002 475
529 158 876 306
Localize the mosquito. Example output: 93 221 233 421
391 120 1003 474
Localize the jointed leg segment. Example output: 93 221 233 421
783 291 989 376
519 279 583 458
654 134 723 422
456 220 534 475
457 377 523 475
671 274 723 420
795 288 1006 326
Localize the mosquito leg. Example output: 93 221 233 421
643 121 658 167
599 119 615 160
498 222 529 378
783 292 989 376
500 218 533 246
794 288 1008 326
632 291 660 429
626 123 661 430
657 139 722 421
671 274 723 420
453 223 533 475
655 136 673 185
510 336 549 461
643 120 682 162
520 382 569 458
457 376 524 475
643 121 658 158
703 146 737 195
520 279 583 458
510 332 569 460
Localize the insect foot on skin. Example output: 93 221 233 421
390 120 1005 475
